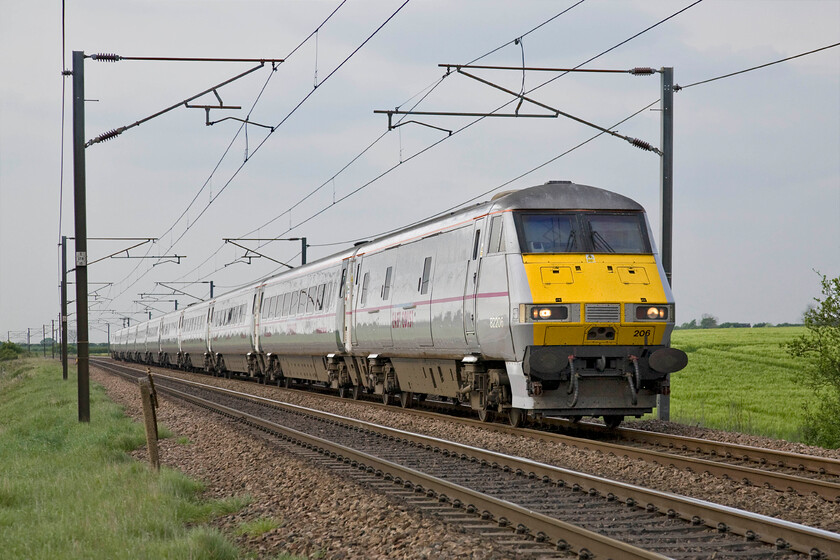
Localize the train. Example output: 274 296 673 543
112 180 687 428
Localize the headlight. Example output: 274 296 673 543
526 305 570 321
633 305 670 321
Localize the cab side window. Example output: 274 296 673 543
488 215 505 253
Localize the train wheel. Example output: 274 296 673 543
477 408 492 423
603 415 623 429
351 385 362 400
508 408 524 428
399 391 413 409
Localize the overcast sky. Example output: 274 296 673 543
1 0 838 344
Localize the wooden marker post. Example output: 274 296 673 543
139 368 160 470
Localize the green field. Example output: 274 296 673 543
662 327 811 441
0 359 302 560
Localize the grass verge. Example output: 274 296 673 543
0 358 248 560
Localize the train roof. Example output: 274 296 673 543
489 180 644 212
115 181 643 336
355 180 644 255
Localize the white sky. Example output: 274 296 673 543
1 0 838 343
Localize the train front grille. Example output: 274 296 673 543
584 303 620 323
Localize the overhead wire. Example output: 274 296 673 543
231 0 703 259
99 1 352 315
109 0 704 314
149 0 413 291
236 1 589 242
333 28 840 255
172 0 696 291
169 2 592 283
674 42 840 91
171 0 412 241
111 0 351 285
442 98 662 211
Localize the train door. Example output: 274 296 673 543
205 304 214 356
178 313 184 355
464 218 485 349
350 259 361 348
338 259 352 352
252 288 263 352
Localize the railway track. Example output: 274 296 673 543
101 358 840 502
95 359 839 559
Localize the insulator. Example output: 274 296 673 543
92 127 126 144
91 53 121 62
628 137 656 152
629 67 656 75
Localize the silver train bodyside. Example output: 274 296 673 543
113 181 687 426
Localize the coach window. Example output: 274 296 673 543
298 289 308 315
283 292 291 316
324 282 333 310
316 283 326 310
360 272 370 306
339 267 347 298
290 291 299 316
420 257 432 294
305 286 315 314
382 267 393 300
472 229 481 260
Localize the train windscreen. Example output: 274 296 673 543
515 212 650 254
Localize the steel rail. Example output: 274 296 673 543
520 426 840 502
605 422 840 477
153 380 668 560
103 363 840 559
93 358 840 500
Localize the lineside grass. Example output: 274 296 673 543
663 327 811 441
0 358 253 559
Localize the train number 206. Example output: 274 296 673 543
633 329 652 338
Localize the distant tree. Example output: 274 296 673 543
787 273 840 448
752 322 773 328
700 314 718 329
0 342 25 361
677 318 698 330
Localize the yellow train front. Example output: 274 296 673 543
484 181 687 427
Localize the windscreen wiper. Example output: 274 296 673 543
591 230 615 253
565 230 577 252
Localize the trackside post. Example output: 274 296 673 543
139 369 160 471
